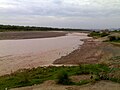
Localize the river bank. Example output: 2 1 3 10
0 31 67 40
53 39 103 65
53 38 120 66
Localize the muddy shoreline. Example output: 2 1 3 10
53 38 120 65
0 31 67 40
53 39 105 65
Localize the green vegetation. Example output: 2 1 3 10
88 30 120 44
104 33 120 45
112 30 120 33
88 31 109 38
57 70 72 85
0 24 90 32
108 35 120 42
0 64 119 90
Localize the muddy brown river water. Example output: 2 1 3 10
0 33 90 76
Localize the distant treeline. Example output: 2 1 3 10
112 30 120 32
0 25 90 32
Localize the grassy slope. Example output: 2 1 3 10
0 64 119 90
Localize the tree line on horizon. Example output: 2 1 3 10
0 24 90 32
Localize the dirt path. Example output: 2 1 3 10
11 80 120 90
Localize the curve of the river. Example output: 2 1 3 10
0 33 90 76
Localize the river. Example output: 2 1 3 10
0 32 90 75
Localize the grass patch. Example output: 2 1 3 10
0 64 119 90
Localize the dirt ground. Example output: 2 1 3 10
53 40 104 64
11 80 120 90
53 39 120 65
70 75 91 83
0 31 67 40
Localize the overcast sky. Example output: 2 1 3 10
0 0 120 29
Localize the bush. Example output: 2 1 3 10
109 36 116 41
57 70 72 85
18 72 30 85
108 35 120 42
100 32 109 37
88 31 109 38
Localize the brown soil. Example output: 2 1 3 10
53 39 120 65
0 31 67 40
70 75 91 83
11 80 120 90
53 40 105 65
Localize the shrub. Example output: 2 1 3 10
19 72 30 84
109 36 116 41
100 32 109 37
108 35 120 42
88 31 109 38
56 70 71 85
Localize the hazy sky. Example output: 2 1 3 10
0 0 120 29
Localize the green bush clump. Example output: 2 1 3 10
88 31 109 38
108 36 120 42
56 70 72 85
